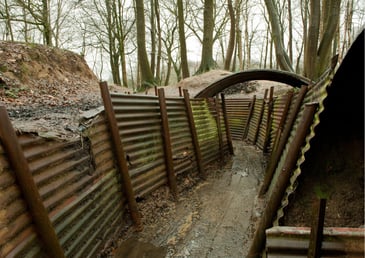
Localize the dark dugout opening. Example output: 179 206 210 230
283 28 364 227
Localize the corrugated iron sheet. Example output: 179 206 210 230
166 97 197 176
269 72 334 225
110 93 167 198
256 101 269 150
191 98 220 166
224 98 252 140
246 99 264 144
0 142 46 257
268 93 291 153
0 113 126 257
0 92 231 257
266 226 365 257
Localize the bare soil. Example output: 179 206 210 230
110 142 266 258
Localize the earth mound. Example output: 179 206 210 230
0 41 100 107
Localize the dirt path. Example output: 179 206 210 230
113 141 266 258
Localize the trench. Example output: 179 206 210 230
113 141 266 258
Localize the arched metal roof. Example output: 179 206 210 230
194 69 311 98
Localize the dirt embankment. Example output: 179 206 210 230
0 41 100 107
0 41 105 138
0 41 289 138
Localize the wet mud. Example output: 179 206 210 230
114 141 266 258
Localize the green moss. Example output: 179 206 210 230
0 64 8 73
314 184 331 199
5 87 28 98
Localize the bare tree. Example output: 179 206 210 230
235 0 243 71
196 0 216 73
304 0 341 79
263 0 294 71
177 0 190 78
135 0 155 89
154 0 162 83
13 0 53 46
224 0 235 70
0 0 14 41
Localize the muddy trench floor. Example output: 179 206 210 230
106 141 266 258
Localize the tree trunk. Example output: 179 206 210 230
264 0 294 71
150 0 156 76
303 0 320 79
178 0 190 79
116 0 128 87
236 10 243 70
42 0 52 46
106 0 121 85
196 0 216 74
154 0 162 83
3 0 14 41
287 0 293 63
224 0 235 71
135 0 155 90
316 0 341 77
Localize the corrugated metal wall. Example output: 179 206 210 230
256 100 269 150
191 98 220 166
0 113 127 257
0 90 230 257
0 141 46 257
224 98 252 140
223 91 298 155
266 226 365 257
110 94 167 198
246 99 264 144
166 97 197 176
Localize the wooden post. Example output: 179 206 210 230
154 86 158 96
214 97 224 166
99 81 142 230
269 90 294 155
262 87 274 152
308 198 327 258
259 85 308 196
220 93 234 155
158 88 178 199
243 95 256 139
247 103 318 258
0 106 65 258
183 89 206 179
178 86 183 97
252 89 268 145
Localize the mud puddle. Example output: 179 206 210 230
113 141 266 258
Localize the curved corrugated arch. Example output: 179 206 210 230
194 69 311 98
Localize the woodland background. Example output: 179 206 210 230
0 0 364 91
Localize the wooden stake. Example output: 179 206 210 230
99 81 142 230
0 106 65 258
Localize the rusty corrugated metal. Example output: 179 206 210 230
267 92 292 153
246 99 264 144
0 112 126 257
215 99 229 155
266 226 365 257
0 142 46 257
225 98 252 140
0 91 232 257
110 93 167 198
191 98 220 166
272 74 333 226
166 97 197 176
256 102 269 150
